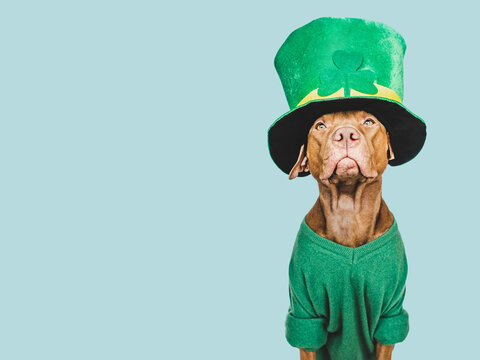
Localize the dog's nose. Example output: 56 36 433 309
332 127 361 149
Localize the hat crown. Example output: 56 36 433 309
274 17 407 109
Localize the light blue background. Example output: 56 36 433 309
1 1 478 359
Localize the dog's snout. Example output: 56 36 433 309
332 127 361 148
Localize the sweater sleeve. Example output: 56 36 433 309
285 257 328 352
373 282 409 345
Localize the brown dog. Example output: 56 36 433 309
289 110 397 360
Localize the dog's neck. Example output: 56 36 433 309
305 177 393 248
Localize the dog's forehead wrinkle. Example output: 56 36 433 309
316 110 374 126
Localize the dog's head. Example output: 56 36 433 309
289 110 395 186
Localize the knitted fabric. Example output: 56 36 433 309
286 215 409 359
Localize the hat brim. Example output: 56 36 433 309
267 97 426 177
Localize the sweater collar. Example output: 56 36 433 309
299 215 401 262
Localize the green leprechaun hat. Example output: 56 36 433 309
268 17 426 177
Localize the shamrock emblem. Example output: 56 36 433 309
317 50 378 97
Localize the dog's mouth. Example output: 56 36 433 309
334 158 359 176
326 157 369 184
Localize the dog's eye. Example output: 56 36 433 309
364 118 375 126
315 122 326 130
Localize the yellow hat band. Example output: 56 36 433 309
296 83 402 107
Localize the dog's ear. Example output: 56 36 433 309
387 133 395 161
289 144 310 180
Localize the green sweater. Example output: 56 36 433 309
285 215 409 360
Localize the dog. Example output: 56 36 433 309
288 110 400 360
